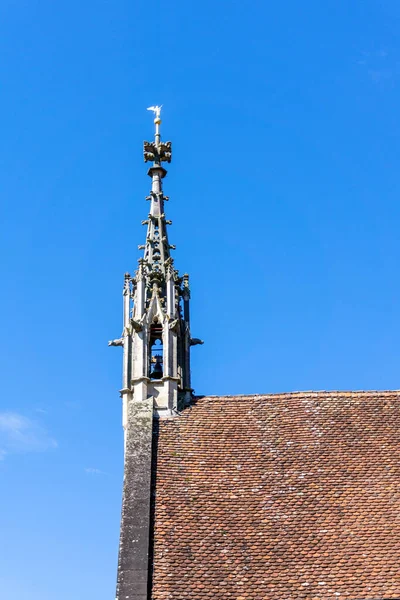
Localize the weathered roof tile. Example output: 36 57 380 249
151 391 400 599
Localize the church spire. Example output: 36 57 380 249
113 107 202 600
140 106 174 283
110 107 202 424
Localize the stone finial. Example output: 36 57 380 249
143 140 172 164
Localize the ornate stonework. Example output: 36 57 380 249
110 108 199 422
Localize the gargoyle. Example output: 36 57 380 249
108 338 124 347
131 319 143 333
190 338 204 346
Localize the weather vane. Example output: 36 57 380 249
147 105 162 121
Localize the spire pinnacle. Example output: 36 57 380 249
144 105 171 166
141 106 173 277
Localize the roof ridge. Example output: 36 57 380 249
194 389 400 400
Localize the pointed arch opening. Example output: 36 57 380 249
149 319 163 380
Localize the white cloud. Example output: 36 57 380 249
0 412 57 457
85 467 106 475
356 48 394 84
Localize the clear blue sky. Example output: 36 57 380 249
1 1 399 598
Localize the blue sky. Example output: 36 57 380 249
1 0 400 598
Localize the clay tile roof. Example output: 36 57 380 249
151 391 400 600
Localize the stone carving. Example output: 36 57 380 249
131 319 143 333
109 338 124 347
143 141 172 163
123 273 131 296
190 338 204 346
168 319 179 331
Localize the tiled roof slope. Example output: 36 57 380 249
151 392 400 600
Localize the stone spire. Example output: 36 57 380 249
110 106 202 423
112 108 203 600
112 107 202 600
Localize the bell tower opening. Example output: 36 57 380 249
149 320 163 380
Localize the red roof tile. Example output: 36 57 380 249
151 391 400 599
